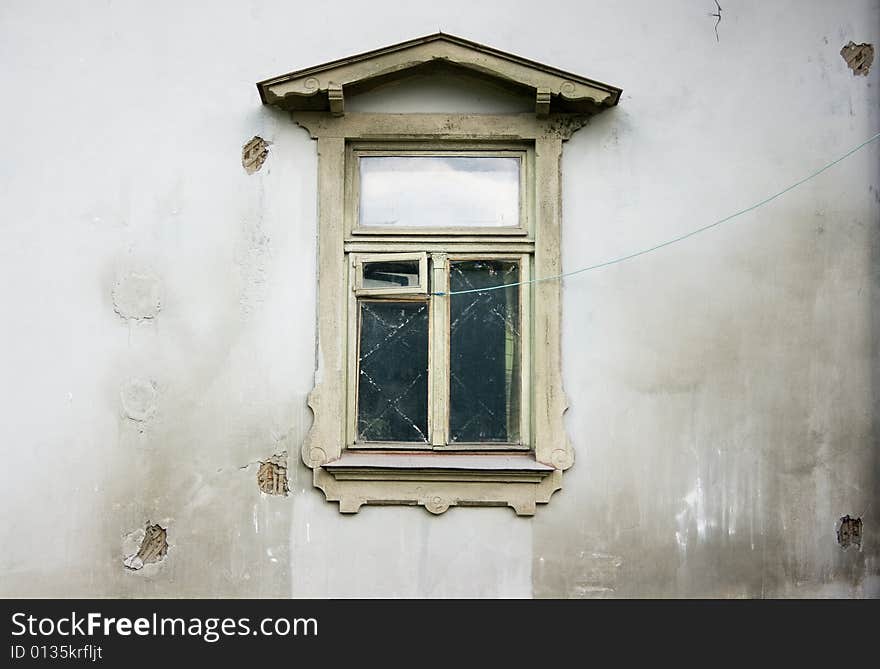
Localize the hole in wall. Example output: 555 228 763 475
840 42 874 76
242 136 270 174
257 452 289 496
837 515 862 550
123 522 169 570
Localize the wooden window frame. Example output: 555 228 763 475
257 33 622 515
347 143 531 237
352 251 428 296
294 111 586 515
346 251 531 453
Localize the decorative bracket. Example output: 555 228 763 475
328 83 344 117
536 86 551 117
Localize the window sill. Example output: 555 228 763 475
323 452 554 482
313 451 561 516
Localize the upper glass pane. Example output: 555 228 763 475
359 156 520 228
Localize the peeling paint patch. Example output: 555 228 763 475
120 378 158 422
112 272 161 320
242 136 269 174
123 523 168 570
837 515 862 549
570 552 623 597
257 451 288 496
840 42 874 76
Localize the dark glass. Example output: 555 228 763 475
357 301 429 442
449 260 521 443
362 260 420 290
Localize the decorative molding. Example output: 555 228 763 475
542 115 591 141
258 33 622 116
292 112 592 142
313 468 563 516
536 86 551 117
532 136 575 474
300 137 346 473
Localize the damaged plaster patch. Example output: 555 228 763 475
257 451 288 496
121 378 158 421
570 552 623 597
113 272 161 320
840 42 874 76
242 136 270 174
837 515 863 549
123 523 168 570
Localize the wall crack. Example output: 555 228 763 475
709 1 722 42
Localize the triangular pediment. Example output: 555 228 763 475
257 33 621 116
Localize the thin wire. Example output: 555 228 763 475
433 131 880 296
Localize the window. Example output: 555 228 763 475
257 32 621 514
345 144 532 454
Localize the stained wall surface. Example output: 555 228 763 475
0 0 877 598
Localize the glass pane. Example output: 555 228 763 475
362 260 420 290
357 301 429 442
359 156 520 228
449 260 521 443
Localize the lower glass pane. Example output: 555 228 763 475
449 260 521 443
357 300 429 443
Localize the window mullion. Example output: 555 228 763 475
429 253 449 448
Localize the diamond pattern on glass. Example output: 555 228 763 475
357 301 429 442
449 260 521 443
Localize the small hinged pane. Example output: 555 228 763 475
353 252 428 296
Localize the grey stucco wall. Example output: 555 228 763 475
0 0 877 597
